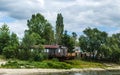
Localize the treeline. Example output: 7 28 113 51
79 28 120 62
0 13 76 61
0 13 120 62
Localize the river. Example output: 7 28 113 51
36 71 120 75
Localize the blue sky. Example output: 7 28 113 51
0 0 120 38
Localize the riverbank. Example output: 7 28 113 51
0 59 111 69
0 67 120 75
0 59 120 75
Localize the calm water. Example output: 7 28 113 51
34 71 120 75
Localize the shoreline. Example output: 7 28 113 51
0 67 120 75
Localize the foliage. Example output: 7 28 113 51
65 60 107 68
52 58 59 62
79 28 120 62
1 60 112 69
72 32 77 46
3 33 19 59
43 23 54 44
62 31 74 52
3 46 16 58
1 60 72 69
0 24 10 54
21 32 45 60
32 53 47 61
79 28 108 59
0 13 120 64
56 13 64 45
27 13 54 44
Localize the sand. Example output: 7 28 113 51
0 67 120 75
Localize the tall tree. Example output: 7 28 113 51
72 32 77 46
27 13 54 44
21 32 44 60
56 13 64 45
43 23 54 44
3 33 19 58
109 33 120 62
62 31 74 53
79 28 108 59
0 24 10 54
22 32 43 50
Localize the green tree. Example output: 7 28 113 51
0 24 10 54
27 13 54 44
3 32 19 58
109 33 120 62
56 13 64 45
43 23 54 44
21 32 44 60
79 28 108 59
62 31 74 53
79 35 88 52
72 32 77 46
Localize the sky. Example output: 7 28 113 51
0 0 120 39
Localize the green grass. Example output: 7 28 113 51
65 60 107 68
0 59 114 69
0 60 72 69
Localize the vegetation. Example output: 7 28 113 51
0 13 120 69
0 24 10 54
62 30 75 53
0 60 72 69
65 60 107 68
56 13 64 45
79 28 120 62
1 59 116 69
27 13 54 45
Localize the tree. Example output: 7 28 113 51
56 13 64 45
62 31 74 53
27 13 54 44
109 33 120 62
21 32 44 60
3 32 19 58
27 13 47 36
43 23 54 44
0 24 10 54
79 28 108 59
72 32 77 46
79 35 88 52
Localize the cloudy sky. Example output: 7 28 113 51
0 0 120 39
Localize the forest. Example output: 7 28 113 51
0 13 120 63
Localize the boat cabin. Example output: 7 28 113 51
43 45 68 58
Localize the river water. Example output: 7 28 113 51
37 71 120 75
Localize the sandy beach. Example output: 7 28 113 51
0 67 120 75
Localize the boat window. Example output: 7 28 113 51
58 49 60 53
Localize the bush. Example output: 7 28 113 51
1 60 20 68
33 53 48 61
3 46 15 59
52 58 59 62
46 61 72 69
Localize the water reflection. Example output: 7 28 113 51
40 70 120 75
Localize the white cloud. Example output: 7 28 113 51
0 20 28 39
109 30 120 36
0 0 120 38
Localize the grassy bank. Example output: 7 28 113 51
0 60 72 69
65 60 107 68
0 59 112 69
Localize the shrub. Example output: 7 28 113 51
46 61 72 69
52 58 59 62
